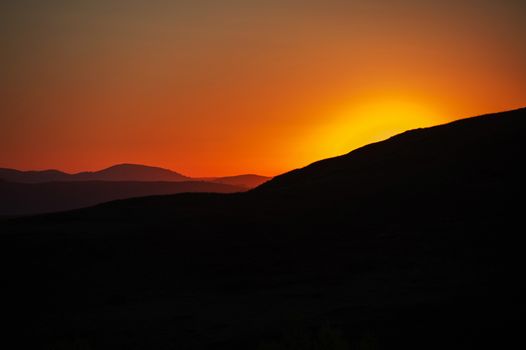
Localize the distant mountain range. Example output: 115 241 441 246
2 108 524 349
0 163 270 187
0 164 270 215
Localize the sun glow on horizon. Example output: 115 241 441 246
1 1 524 176
303 97 443 162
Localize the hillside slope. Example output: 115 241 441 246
0 180 245 216
2 108 525 349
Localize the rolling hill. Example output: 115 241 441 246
0 164 271 186
0 180 245 216
0 163 190 183
1 107 524 349
0 164 270 215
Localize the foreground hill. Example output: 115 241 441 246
2 108 525 349
0 181 245 216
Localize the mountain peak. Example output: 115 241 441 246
75 163 189 181
103 163 171 171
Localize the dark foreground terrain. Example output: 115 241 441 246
2 108 525 349
0 180 245 216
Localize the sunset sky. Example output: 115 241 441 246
1 0 525 176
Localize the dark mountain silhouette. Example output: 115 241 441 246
0 168 72 183
0 181 245 216
72 163 191 182
0 164 271 186
0 163 190 183
1 108 525 350
0 165 269 215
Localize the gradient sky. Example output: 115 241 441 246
1 0 525 176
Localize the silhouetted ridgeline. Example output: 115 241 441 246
0 181 245 216
0 163 191 183
1 108 525 349
0 164 270 215
0 163 270 187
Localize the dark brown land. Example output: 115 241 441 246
2 108 524 349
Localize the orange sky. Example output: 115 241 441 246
1 0 525 176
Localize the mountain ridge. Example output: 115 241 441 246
0 163 270 187
0 180 245 216
0 163 189 183
254 107 525 195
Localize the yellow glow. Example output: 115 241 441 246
307 98 443 161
